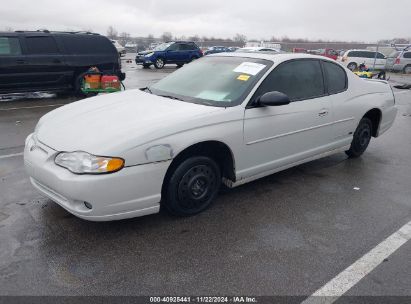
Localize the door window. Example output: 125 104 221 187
167 43 180 51
322 61 347 94
252 59 325 102
0 37 22 55
403 52 411 59
25 36 59 54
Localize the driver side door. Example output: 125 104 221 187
240 59 334 179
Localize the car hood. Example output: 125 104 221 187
36 89 224 155
138 50 155 55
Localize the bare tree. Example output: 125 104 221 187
106 26 118 39
161 32 173 42
119 32 130 46
233 33 247 47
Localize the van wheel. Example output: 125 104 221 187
404 65 411 74
347 62 357 71
74 74 98 98
345 118 372 158
154 58 165 69
164 156 221 216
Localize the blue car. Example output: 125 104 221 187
136 41 203 69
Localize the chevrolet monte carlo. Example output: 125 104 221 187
24 53 397 221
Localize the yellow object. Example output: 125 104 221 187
98 158 124 172
237 74 250 81
354 71 373 79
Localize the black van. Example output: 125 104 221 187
0 30 125 95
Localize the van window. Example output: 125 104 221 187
403 52 411 59
253 59 325 102
323 61 347 94
0 37 22 55
26 36 59 54
61 35 115 54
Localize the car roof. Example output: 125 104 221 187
209 52 336 63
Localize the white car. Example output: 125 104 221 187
24 53 397 221
111 39 126 57
339 49 386 71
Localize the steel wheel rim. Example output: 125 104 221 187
177 165 216 211
357 124 371 148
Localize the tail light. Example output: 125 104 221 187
395 57 400 64
342 56 347 62
199 49 203 56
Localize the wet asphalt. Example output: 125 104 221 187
0 55 410 298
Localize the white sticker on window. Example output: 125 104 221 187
233 62 266 76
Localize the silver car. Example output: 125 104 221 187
385 50 411 74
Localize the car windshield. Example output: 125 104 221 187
150 56 272 107
154 42 173 51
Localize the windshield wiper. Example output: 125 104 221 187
158 94 184 101
141 87 152 94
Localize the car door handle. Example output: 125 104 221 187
318 109 329 117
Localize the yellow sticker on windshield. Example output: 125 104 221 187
237 74 250 81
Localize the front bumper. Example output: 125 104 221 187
135 55 153 65
24 134 170 221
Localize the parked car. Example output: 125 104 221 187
316 48 338 60
204 46 230 55
111 39 126 57
25 53 397 221
385 49 411 74
236 47 281 53
339 49 386 71
0 30 125 95
135 41 203 69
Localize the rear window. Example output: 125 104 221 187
26 36 59 54
323 61 347 94
61 35 116 54
0 37 22 55
403 52 411 59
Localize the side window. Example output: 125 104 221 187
167 43 179 51
403 52 411 59
62 35 115 54
252 60 325 102
181 44 194 51
376 52 385 59
0 37 22 55
323 61 347 94
25 36 59 54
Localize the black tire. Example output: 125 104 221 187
404 65 411 74
154 58 165 69
164 156 221 216
347 62 357 71
345 117 372 158
143 64 151 69
74 73 98 98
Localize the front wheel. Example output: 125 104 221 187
345 117 372 158
164 156 221 216
154 58 165 69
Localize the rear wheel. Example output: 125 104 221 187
154 58 165 69
404 65 411 74
164 156 221 216
345 118 372 158
347 62 357 71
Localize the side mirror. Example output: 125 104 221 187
257 91 291 106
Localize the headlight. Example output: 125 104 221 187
55 151 124 174
144 52 154 57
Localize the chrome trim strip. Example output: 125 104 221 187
246 117 355 145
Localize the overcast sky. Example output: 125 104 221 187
2 0 410 42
